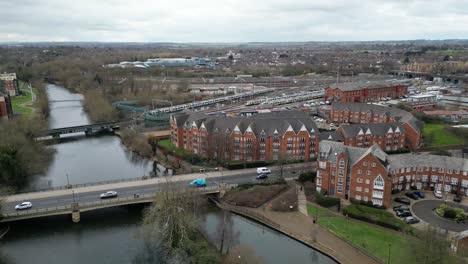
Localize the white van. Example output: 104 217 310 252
257 167 271 175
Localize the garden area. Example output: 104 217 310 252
343 204 409 231
317 216 410 264
10 87 37 118
435 204 467 223
222 179 288 208
423 123 465 147
157 138 187 154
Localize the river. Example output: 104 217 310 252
1 84 334 264
26 84 152 190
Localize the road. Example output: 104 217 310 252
412 200 468 232
2 163 313 216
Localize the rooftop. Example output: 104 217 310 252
328 80 405 91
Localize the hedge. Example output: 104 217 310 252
237 177 287 190
342 204 407 231
316 194 341 208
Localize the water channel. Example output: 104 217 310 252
1 84 335 264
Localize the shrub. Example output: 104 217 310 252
298 171 316 183
342 204 407 231
316 194 340 208
410 185 417 190
444 209 457 219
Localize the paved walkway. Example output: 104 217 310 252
247 207 379 264
297 184 308 215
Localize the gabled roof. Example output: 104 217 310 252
319 141 388 168
340 122 406 138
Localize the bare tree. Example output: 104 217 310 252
215 210 239 254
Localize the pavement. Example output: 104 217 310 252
412 199 468 232
1 163 312 216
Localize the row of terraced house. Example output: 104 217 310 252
317 140 468 208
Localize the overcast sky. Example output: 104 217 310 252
1 0 467 42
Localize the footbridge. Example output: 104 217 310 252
1 163 312 223
42 121 121 137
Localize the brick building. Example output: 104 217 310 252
329 103 422 150
0 91 13 120
317 140 392 207
317 141 468 208
324 81 408 103
337 122 407 152
0 73 19 97
170 111 319 162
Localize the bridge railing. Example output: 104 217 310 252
3 185 234 220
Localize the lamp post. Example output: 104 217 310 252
387 243 392 264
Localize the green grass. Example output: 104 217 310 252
157 139 186 154
343 204 408 231
318 217 410 263
423 123 464 146
307 204 330 216
10 88 36 118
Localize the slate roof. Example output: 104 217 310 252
328 81 405 92
332 103 421 133
172 111 318 136
339 122 405 137
318 140 388 167
388 154 468 172
319 131 344 141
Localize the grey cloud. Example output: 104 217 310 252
0 0 467 42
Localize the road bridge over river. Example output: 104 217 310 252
1 163 313 222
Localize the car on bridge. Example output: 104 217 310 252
15 201 32 210
189 178 206 187
100 191 118 199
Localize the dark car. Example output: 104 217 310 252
404 216 420 224
405 192 419 200
394 197 411 205
393 205 410 212
454 195 463 203
413 191 425 198
396 210 412 218
256 173 268 180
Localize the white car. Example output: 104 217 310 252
434 190 443 199
100 191 118 199
256 167 271 175
15 201 32 210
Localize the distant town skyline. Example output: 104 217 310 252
1 0 467 42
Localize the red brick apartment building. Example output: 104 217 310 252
0 93 13 120
0 73 19 97
170 111 319 162
317 141 392 207
324 81 408 103
329 103 422 150
317 141 468 208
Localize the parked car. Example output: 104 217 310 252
434 190 443 199
404 216 420 224
256 167 271 175
15 201 32 210
454 195 463 203
393 205 410 212
100 191 118 199
405 192 419 200
396 210 412 218
256 173 268 180
394 197 411 205
189 178 206 187
413 191 425 198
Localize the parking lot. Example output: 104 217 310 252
392 191 468 232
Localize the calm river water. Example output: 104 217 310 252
1 84 334 264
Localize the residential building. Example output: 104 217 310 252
407 93 437 111
316 140 392 207
170 111 319 162
337 122 407 151
0 92 13 120
324 81 408 103
329 103 422 149
317 141 468 208
0 73 19 96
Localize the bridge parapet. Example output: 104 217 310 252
1 184 234 222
